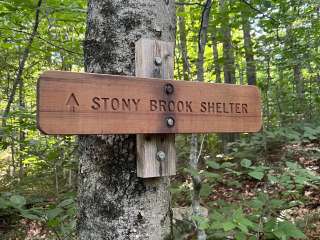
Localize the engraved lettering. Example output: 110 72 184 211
122 99 131 111
223 103 229 113
235 103 241 113
200 102 207 112
208 102 214 112
111 98 120 110
242 104 248 114
91 97 100 110
177 101 184 112
230 103 234 113
216 102 222 113
168 100 175 112
132 99 140 111
150 99 157 111
186 101 193 112
159 100 166 112
101 97 109 110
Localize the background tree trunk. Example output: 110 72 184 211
219 0 235 84
242 11 256 85
211 29 221 83
219 0 236 148
190 1 212 239
78 1 176 240
178 5 190 81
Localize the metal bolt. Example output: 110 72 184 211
164 83 174 95
154 57 162 66
166 117 175 128
156 151 166 161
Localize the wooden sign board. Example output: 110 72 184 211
37 71 262 134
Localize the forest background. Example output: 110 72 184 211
0 0 319 239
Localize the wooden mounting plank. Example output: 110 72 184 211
135 39 176 178
37 71 262 135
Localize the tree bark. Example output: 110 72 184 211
211 30 221 83
242 12 256 85
78 1 176 240
190 1 212 239
178 5 190 81
219 0 236 147
219 0 235 84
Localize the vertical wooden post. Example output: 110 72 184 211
135 39 176 178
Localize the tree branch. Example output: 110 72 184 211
0 27 82 56
239 0 280 25
2 0 43 126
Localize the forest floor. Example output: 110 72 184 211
172 138 320 239
1 138 319 240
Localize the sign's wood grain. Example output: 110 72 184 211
37 71 262 134
135 39 176 178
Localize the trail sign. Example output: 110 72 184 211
37 71 262 135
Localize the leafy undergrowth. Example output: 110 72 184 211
172 122 320 240
1 122 319 240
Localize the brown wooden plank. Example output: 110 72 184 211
135 39 176 178
37 70 262 134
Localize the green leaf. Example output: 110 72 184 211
58 198 74 208
222 221 236 231
278 221 307 239
21 210 41 220
207 161 221 169
9 195 26 208
240 159 252 168
184 167 199 177
46 208 63 220
200 183 211 197
248 171 264 180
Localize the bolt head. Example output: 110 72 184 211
154 57 162 66
157 151 166 161
166 117 175 128
164 83 174 95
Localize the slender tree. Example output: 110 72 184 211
190 1 212 239
78 1 176 239
242 8 256 85
219 0 235 84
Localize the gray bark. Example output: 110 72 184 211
178 5 190 81
211 30 221 83
78 1 176 240
190 1 212 239
219 0 236 147
219 0 235 84
242 13 256 85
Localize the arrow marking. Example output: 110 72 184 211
66 93 80 112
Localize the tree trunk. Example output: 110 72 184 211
219 0 236 147
178 5 190 81
2 0 42 126
219 0 235 84
190 1 212 239
242 12 256 85
211 30 221 83
78 1 176 240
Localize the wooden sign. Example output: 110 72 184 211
37 71 262 135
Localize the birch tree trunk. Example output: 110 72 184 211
78 1 176 240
